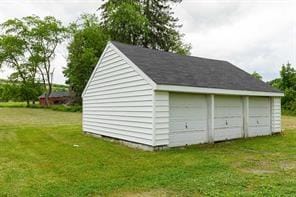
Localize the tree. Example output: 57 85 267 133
100 0 191 55
64 1 190 100
101 1 148 46
26 16 68 106
270 63 296 113
279 62 296 91
268 78 281 89
1 16 68 106
251 71 263 80
0 83 17 102
278 63 296 111
0 31 38 105
64 14 109 102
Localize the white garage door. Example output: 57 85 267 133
169 93 208 147
214 96 243 141
248 97 271 137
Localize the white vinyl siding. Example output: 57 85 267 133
83 45 154 145
169 93 208 147
82 43 283 149
248 97 271 137
271 97 281 133
153 91 169 146
214 96 243 141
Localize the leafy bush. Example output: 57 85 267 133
0 101 81 112
49 104 82 112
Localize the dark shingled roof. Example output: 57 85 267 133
112 41 280 93
39 91 70 98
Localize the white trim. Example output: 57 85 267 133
270 97 273 134
207 95 215 143
110 43 157 89
242 96 249 138
156 85 284 97
82 43 112 97
151 91 156 146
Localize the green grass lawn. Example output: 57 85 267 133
0 108 295 196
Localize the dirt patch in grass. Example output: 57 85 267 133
241 169 277 175
109 189 176 197
279 161 296 171
232 156 279 175
0 130 16 142
282 116 296 130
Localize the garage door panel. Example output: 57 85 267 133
249 117 270 126
214 117 242 128
170 130 208 146
214 96 243 141
248 97 271 137
169 93 208 147
249 108 269 116
170 107 207 117
214 127 242 141
170 120 207 131
248 126 270 136
249 98 269 106
215 108 242 117
170 94 206 106
214 97 241 106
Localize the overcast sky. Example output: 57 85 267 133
0 0 295 84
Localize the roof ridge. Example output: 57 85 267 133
111 40 229 63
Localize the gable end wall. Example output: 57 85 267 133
83 45 154 145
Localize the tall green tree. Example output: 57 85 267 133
270 63 296 113
0 31 39 105
25 16 68 106
279 63 296 111
100 0 191 55
279 62 296 90
64 14 109 102
251 71 263 80
101 1 148 46
1 16 68 106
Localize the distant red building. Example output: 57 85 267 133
39 92 70 106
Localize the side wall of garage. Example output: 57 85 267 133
271 97 281 133
153 91 170 146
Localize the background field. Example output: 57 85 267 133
0 108 295 196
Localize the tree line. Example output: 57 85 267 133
0 0 189 105
0 0 295 114
269 63 296 114
0 79 68 103
0 16 67 106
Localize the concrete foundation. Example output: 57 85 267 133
84 131 168 151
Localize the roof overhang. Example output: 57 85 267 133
155 84 284 97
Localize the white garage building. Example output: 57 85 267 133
82 41 283 149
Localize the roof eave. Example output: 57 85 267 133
155 84 284 97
